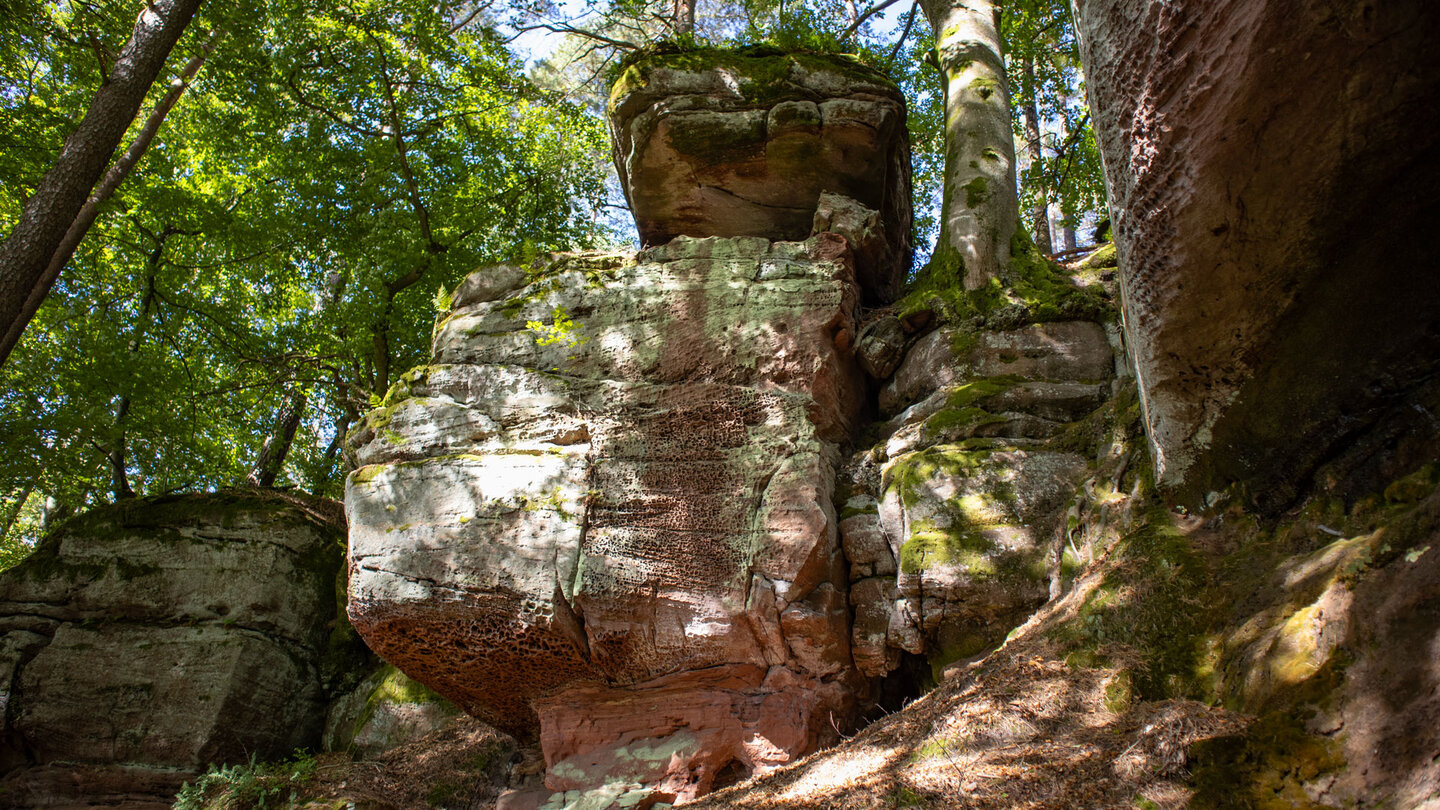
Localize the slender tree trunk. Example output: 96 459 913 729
0 29 221 368
918 0 1018 289
0 0 204 368
39 496 72 536
1063 225 1077 251
311 411 354 498
1020 55 1052 253
109 232 168 501
0 485 35 541
109 397 135 500
245 387 307 488
672 0 697 34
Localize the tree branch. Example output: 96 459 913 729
505 20 640 51
841 0 908 42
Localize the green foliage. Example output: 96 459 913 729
1002 0 1108 243
1 0 1108 527
526 306 588 349
173 751 318 810
0 0 612 522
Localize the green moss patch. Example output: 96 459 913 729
893 223 1113 333
609 44 897 113
1188 706 1346 809
1049 508 1218 700
883 445 995 509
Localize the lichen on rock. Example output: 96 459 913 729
346 234 868 803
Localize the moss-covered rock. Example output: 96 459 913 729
0 491 360 805
609 46 911 303
324 664 463 758
893 225 1112 332
878 444 1089 668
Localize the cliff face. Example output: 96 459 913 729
343 51 926 809
1072 0 1440 508
347 234 867 804
677 6 1440 806
0 491 359 806
343 49 1130 809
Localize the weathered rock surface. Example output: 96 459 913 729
610 48 911 303
843 319 1116 676
324 664 464 759
346 235 866 804
879 321 1113 417
1074 0 1440 507
854 315 906 380
0 492 355 807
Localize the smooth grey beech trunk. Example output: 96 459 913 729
919 0 1018 288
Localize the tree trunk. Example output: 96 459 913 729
0 0 204 368
919 0 1018 289
245 387 307 488
0 484 35 541
672 0 697 34
0 28 220 368
310 411 354 498
1063 225 1077 251
109 232 168 501
109 396 135 500
39 496 72 537
1021 54 1052 254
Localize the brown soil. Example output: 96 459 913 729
687 552 1249 810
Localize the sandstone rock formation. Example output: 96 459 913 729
610 47 911 303
325 664 464 759
0 491 356 806
840 319 1117 678
347 235 866 805
1073 0 1440 507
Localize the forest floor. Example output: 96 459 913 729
295 718 515 810
685 531 1251 810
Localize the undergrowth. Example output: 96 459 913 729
174 751 317 810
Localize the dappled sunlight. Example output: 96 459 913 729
774 744 906 801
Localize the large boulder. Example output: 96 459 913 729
346 235 866 804
1073 0 1440 508
609 47 911 303
0 491 355 806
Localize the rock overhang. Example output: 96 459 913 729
1073 0 1440 510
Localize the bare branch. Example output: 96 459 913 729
505 20 640 51
886 2 919 66
840 0 908 42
